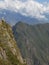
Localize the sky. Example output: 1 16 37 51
36 0 49 3
0 0 49 24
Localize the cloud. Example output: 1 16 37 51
0 0 49 20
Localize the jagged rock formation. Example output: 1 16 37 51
0 20 26 65
13 22 49 65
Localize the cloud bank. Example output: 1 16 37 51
0 0 49 20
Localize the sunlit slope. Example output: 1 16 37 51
0 20 26 65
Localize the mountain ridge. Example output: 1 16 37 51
0 9 49 26
0 20 26 65
13 22 49 65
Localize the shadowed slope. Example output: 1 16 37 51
13 22 49 65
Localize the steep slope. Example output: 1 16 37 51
13 22 49 65
0 20 26 65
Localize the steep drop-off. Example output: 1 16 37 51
13 22 49 65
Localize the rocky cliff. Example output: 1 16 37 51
0 20 26 65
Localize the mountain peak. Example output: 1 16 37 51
0 19 6 25
13 22 49 65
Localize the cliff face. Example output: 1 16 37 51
0 20 26 65
13 22 49 65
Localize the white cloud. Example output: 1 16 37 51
0 0 49 19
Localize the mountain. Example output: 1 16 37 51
0 9 48 25
13 22 49 65
0 20 26 65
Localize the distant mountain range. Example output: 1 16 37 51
0 9 49 25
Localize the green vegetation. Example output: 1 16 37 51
0 20 26 65
13 22 49 65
